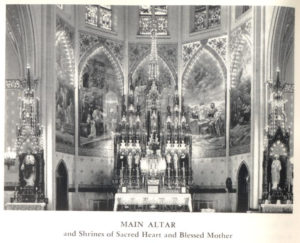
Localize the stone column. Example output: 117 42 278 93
226 6 231 180
73 5 80 210
225 6 232 212
41 5 56 210
178 6 183 113
251 6 263 210
258 6 266 203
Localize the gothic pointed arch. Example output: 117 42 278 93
182 44 227 84
181 44 226 158
6 5 38 77
131 53 176 88
78 44 123 157
79 44 124 94
56 160 69 210
237 161 250 212
267 7 294 79
129 50 177 86
130 53 176 120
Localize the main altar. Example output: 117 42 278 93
112 11 192 212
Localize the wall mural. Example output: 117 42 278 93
79 32 124 68
183 44 226 158
131 55 175 120
182 41 201 67
55 18 75 154
129 43 178 82
79 50 122 157
229 21 252 155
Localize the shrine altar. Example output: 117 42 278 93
113 193 192 212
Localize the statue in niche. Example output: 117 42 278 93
21 154 36 187
271 155 282 190
151 109 157 130
127 152 133 169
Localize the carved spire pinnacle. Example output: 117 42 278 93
149 6 159 81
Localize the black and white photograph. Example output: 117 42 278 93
2 1 300 243
3 4 296 214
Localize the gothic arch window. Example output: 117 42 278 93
193 5 221 32
85 5 112 31
138 5 168 36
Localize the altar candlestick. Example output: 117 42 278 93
120 161 124 186
128 166 132 187
136 167 140 187
182 166 186 185
167 166 171 188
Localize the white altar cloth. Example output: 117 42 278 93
5 202 47 210
114 193 192 212
260 203 293 213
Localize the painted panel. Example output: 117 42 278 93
229 21 252 155
129 43 177 78
79 51 122 157
183 40 226 158
55 18 75 154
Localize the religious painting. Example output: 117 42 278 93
79 51 122 156
229 36 252 155
131 56 176 122
183 48 226 158
55 19 75 154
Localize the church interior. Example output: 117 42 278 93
4 5 294 212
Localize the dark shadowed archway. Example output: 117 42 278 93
56 161 68 210
237 163 249 212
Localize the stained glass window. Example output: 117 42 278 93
139 6 168 36
85 5 112 31
194 6 221 32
